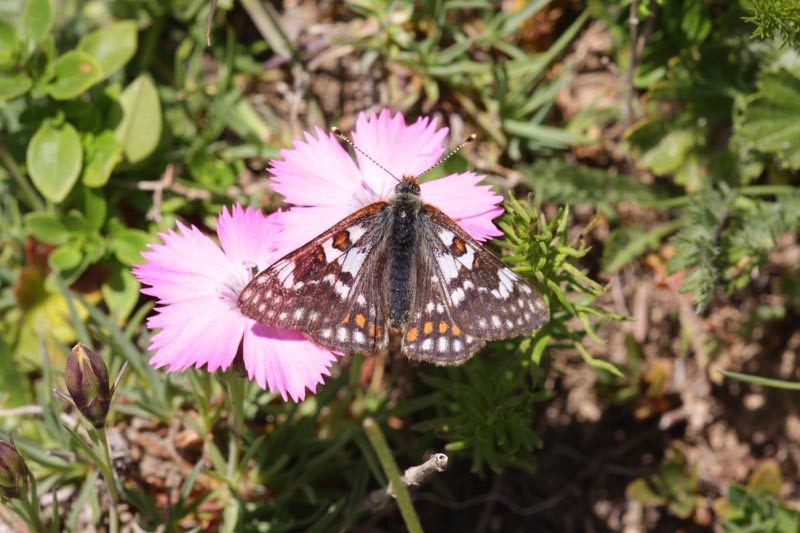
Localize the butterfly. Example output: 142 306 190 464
238 137 549 365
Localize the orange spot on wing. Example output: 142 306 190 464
451 324 461 336
406 327 419 342
342 314 350 324
333 231 350 250
356 313 366 327
438 321 448 334
423 322 434 335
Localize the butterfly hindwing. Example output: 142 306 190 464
238 201 391 353
401 244 485 364
418 205 549 341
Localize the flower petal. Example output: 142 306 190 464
351 110 449 199
133 222 245 304
269 126 369 209
216 203 283 271
147 294 245 373
420 171 504 241
242 323 338 401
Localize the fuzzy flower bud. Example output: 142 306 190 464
0 439 28 499
66 343 111 429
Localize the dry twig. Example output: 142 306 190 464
364 453 449 510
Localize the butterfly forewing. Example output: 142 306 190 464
418 205 549 341
238 201 391 353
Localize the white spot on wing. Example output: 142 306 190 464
354 331 365 344
453 339 463 352
341 247 367 276
451 287 465 305
337 327 348 342
437 254 460 283
348 225 367 243
437 337 449 353
422 338 433 352
335 281 349 297
491 315 501 328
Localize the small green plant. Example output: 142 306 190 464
715 461 800 532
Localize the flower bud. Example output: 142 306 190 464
66 343 111 429
0 439 28 499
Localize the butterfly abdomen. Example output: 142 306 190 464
387 187 421 329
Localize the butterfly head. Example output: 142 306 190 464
395 175 421 196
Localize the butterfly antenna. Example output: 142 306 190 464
417 133 477 179
331 126 400 182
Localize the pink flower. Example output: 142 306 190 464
133 204 337 402
269 109 504 256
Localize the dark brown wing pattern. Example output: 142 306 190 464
399 204 549 364
238 202 391 353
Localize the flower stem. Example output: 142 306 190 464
96 429 121 533
225 375 246 484
17 478 43 532
362 418 423 533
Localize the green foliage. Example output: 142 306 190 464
667 186 800 312
738 68 800 169
626 445 701 520
345 0 594 158
715 461 800 532
744 0 800 47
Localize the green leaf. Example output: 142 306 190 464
27 121 83 203
21 0 52 46
0 335 29 406
680 0 711 43
81 188 107 231
114 74 162 163
77 21 138 80
25 212 71 244
503 119 593 148
45 50 103 100
108 228 151 265
738 69 800 169
81 130 123 187
101 266 140 320
521 159 657 204
0 20 18 68
628 123 695 175
601 222 681 274
718 369 800 390
0 72 33 101
748 460 782 496
49 241 84 270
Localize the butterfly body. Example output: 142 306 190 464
386 178 422 329
238 176 549 365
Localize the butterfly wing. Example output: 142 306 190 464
401 242 486 364
400 204 549 363
238 202 391 353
